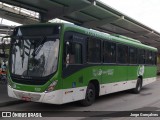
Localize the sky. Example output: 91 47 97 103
100 0 160 33
1 0 160 33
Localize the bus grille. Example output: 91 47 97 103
13 91 41 101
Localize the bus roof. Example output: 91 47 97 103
62 23 157 52
15 23 158 52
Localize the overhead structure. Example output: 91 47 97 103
1 0 160 51
0 24 14 36
0 2 39 24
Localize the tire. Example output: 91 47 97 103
80 83 96 106
132 78 142 94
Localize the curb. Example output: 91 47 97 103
0 100 26 107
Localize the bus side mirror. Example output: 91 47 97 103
65 41 70 67
66 41 70 54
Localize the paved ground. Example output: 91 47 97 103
0 82 24 107
1 77 160 120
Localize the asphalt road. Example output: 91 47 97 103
1 77 160 120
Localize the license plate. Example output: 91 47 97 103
21 96 31 101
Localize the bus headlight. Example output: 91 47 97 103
45 80 58 93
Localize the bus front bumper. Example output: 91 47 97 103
7 85 63 104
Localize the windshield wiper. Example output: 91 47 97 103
17 36 25 68
14 36 30 68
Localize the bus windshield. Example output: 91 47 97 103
10 26 60 78
11 36 59 77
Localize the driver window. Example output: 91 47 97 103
65 42 82 65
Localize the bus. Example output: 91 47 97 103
7 23 157 106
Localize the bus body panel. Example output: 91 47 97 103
8 85 87 104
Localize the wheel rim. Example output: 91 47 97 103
87 89 94 102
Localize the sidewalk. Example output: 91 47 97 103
0 83 24 107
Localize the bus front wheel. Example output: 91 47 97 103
80 83 95 106
132 78 142 94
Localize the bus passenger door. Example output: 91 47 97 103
62 32 86 103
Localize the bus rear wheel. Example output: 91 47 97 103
132 78 142 94
80 83 95 106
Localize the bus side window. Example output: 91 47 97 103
87 38 101 63
152 52 157 65
145 50 152 65
138 49 145 64
103 41 116 63
65 41 82 65
117 44 128 64
129 47 137 64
